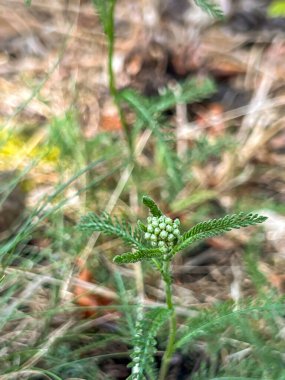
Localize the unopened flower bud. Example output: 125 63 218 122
173 229 180 236
168 234 174 241
147 225 153 233
152 219 159 227
159 222 166 230
145 232 151 240
165 217 172 225
160 230 167 240
150 234 157 241
154 227 160 235
166 225 173 232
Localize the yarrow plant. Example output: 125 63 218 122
78 195 267 380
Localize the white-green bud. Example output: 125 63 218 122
174 218 180 226
159 222 166 230
150 234 157 241
160 230 167 239
147 225 153 233
151 241 157 247
159 216 164 222
152 219 159 227
168 234 174 241
165 217 172 225
154 227 160 235
158 241 165 248
173 229 180 236
145 232 151 240
147 216 152 223
161 246 168 253
166 225 173 232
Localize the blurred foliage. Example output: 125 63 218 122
268 0 285 17
0 128 59 171
1 0 284 378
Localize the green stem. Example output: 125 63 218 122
107 0 133 156
158 259 177 380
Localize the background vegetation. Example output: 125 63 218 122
0 0 285 379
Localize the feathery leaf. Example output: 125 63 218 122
150 77 216 114
173 212 267 253
127 307 170 380
78 212 143 248
113 248 165 264
194 0 224 19
137 220 147 232
176 300 285 349
91 0 116 37
142 195 163 217
119 78 215 193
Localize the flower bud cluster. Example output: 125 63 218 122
144 215 180 252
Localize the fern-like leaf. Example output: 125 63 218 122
194 0 224 19
176 299 285 349
91 0 116 37
142 195 163 217
127 307 170 380
78 212 143 248
137 220 147 232
150 77 216 114
114 248 165 264
173 212 267 253
119 78 215 194
120 78 215 129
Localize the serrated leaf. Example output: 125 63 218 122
176 300 285 349
119 79 215 193
78 212 143 248
127 307 170 380
172 212 267 253
137 220 147 232
150 77 216 114
142 195 163 217
194 0 224 20
91 0 116 38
